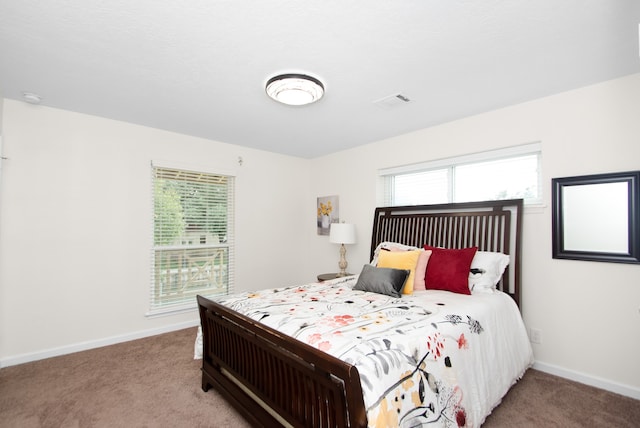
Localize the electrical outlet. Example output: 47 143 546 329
530 328 542 344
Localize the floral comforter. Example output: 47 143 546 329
200 276 533 427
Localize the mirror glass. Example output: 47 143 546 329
562 182 628 252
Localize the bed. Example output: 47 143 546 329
197 199 533 427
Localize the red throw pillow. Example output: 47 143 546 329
423 245 478 295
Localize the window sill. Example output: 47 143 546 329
145 304 197 318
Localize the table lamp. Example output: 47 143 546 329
329 223 357 277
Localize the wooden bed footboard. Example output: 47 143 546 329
197 295 368 428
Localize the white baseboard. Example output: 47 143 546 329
533 361 640 401
0 319 200 368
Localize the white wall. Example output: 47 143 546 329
2 74 639 399
0 100 311 364
309 73 640 397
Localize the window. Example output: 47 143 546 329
150 164 234 314
380 142 541 206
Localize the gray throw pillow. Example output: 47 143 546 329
353 264 410 297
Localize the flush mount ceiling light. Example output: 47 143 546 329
265 73 324 106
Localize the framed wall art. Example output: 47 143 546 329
317 195 339 236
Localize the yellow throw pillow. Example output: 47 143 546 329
377 249 422 294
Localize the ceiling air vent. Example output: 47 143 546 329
373 93 412 109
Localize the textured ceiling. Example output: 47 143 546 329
1 1 639 158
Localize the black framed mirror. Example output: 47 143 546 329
552 171 640 264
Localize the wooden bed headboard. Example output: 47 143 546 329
370 199 523 307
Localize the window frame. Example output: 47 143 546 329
148 161 235 317
379 142 542 207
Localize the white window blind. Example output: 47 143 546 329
150 165 235 314
380 142 541 206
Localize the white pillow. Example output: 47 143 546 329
370 241 419 265
468 251 510 292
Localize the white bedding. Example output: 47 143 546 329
196 276 533 427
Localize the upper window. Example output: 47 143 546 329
150 164 235 315
380 142 541 206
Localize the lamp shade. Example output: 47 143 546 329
329 223 356 245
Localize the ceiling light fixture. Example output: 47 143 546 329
265 73 325 106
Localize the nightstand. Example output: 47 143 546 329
317 273 352 282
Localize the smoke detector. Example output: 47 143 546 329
22 92 42 104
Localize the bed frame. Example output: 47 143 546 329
197 199 523 427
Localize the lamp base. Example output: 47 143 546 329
337 244 349 277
